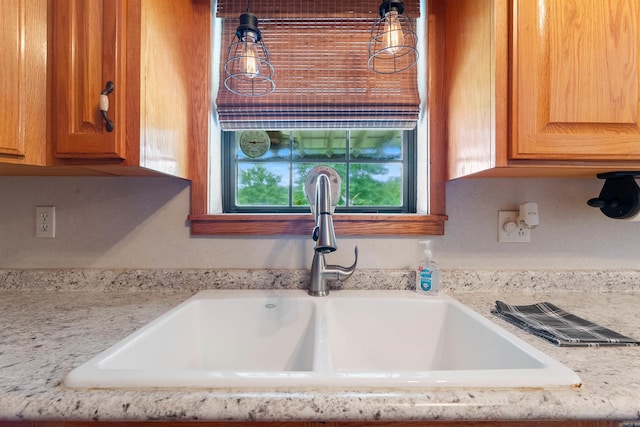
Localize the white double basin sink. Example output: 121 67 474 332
64 290 581 389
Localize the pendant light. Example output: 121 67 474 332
368 0 418 74
223 0 275 96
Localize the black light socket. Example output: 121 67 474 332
236 12 262 42
379 0 405 17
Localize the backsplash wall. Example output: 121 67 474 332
0 176 638 270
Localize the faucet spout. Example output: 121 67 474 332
313 174 337 253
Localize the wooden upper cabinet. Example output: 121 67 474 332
48 0 210 179
53 0 126 159
0 0 48 165
444 0 509 178
445 0 640 179
512 0 640 161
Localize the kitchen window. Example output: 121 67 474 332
223 129 416 214
187 0 447 235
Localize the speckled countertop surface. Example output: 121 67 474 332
1 269 639 422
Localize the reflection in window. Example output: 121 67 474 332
223 129 416 213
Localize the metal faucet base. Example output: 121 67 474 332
308 289 330 297
308 248 358 297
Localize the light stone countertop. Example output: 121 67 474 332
1 269 640 422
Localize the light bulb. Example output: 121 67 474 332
383 10 404 55
241 36 260 78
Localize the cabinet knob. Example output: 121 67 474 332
99 81 115 132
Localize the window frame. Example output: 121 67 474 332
187 0 447 236
222 129 417 214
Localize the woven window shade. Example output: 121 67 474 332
215 0 420 20
215 1 421 130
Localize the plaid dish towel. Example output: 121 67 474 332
492 301 640 347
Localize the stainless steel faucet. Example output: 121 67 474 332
305 168 358 297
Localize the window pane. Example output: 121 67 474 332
350 130 403 160
293 130 347 160
292 163 347 207
223 129 414 213
265 131 292 160
236 163 290 206
349 163 403 207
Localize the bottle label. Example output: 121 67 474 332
418 266 432 292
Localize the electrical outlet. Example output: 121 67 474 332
498 211 530 243
36 206 55 238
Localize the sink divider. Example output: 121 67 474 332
312 300 333 372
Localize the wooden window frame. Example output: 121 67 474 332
187 0 447 236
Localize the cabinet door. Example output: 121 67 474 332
0 0 47 165
513 0 640 160
53 0 126 159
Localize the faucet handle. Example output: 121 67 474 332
346 246 358 271
327 246 358 280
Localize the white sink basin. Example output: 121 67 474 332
64 290 581 389
98 295 317 372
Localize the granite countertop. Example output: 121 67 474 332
1 269 640 422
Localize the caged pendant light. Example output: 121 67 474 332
368 0 418 74
224 0 275 96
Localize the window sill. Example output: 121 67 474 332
188 214 447 236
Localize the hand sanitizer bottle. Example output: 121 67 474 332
416 240 439 295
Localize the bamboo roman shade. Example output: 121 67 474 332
215 0 421 130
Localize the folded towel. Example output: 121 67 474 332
492 301 640 347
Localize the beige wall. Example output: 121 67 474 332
1 176 638 270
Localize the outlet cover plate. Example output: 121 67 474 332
36 206 55 238
498 211 530 243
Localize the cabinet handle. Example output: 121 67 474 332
99 81 115 132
